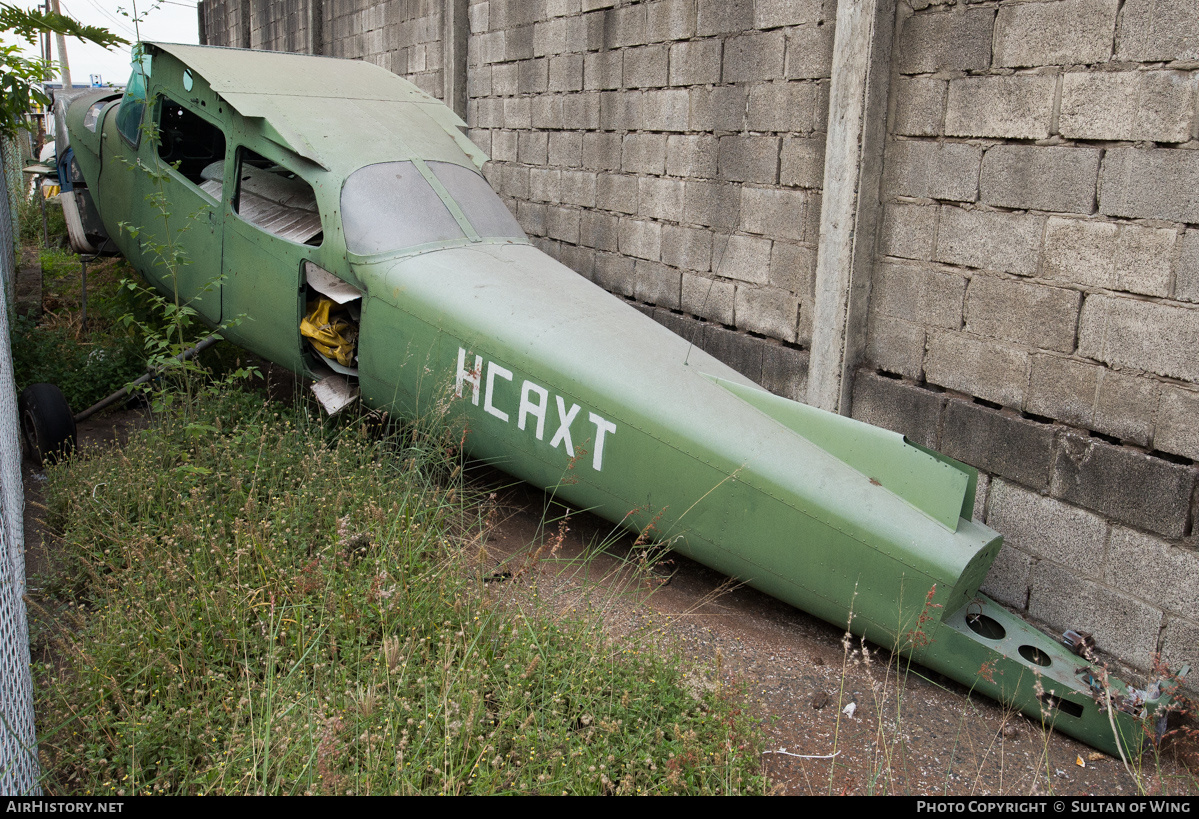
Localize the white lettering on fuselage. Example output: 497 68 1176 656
455 347 615 472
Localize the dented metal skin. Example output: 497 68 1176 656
65 43 1182 758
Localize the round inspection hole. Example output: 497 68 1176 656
1019 644 1052 667
966 614 1006 640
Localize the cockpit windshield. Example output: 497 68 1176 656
116 47 152 145
341 161 525 256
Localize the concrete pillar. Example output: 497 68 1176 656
308 0 324 55
443 0 468 117
805 0 896 415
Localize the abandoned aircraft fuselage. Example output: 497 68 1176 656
64 43 1181 757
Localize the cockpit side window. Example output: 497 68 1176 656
156 97 226 187
115 50 151 146
233 148 323 246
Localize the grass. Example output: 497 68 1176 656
29 386 768 795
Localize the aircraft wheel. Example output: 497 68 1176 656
19 383 76 467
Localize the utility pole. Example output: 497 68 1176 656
48 0 72 90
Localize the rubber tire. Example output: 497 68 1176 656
19 383 76 467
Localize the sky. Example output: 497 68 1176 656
5 1 200 88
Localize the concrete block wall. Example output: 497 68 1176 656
865 0 1199 675
465 0 828 399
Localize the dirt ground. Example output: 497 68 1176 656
21 393 1199 797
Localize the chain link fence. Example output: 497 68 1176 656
0 133 42 795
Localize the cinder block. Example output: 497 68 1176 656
1099 149 1199 225
1027 560 1162 671
638 176 685 221
987 480 1107 579
580 209 620 252
504 24 534 62
668 39 722 87
747 82 819 134
492 62 519 96
561 92 601 129
560 170 597 208
624 44 669 88
533 17 568 56
713 234 772 284
548 131 583 168
871 262 966 329
666 134 719 179
548 54 584 92
883 140 981 203
1154 387 1199 462
684 180 742 229
682 273 735 324
756 0 824 29
583 132 622 171
517 201 547 238
879 202 937 261
768 241 815 294
702 325 764 382
618 218 662 262
1026 355 1157 446
941 401 1058 490
994 0 1117 67
945 75 1055 140
663 224 713 272
622 133 668 175
784 24 834 79
924 332 1028 409
850 370 944 449
1078 295 1199 384
546 205 581 244
735 285 799 342
980 145 1100 215
633 260 681 308
593 251 636 297
1177 231 1199 304
531 96 564 130
647 0 698 42
528 167 560 203
891 77 947 138
718 136 780 184
1060 71 1196 144
502 96 532 128
689 85 748 132
1043 217 1176 298
1051 432 1194 539
518 130 549 166
639 89 691 132
696 0 754 37
1115 0 1199 62
600 90 643 131
866 315 927 380
1160 618 1199 686
653 307 705 345
964 275 1080 354
1108 526 1199 623
780 137 826 189
979 543 1032 611
935 207 1044 276
584 49 622 90
896 8 994 75
760 343 809 402
596 173 638 213
490 129 519 163
499 162 530 199
724 30 786 83
740 187 806 241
